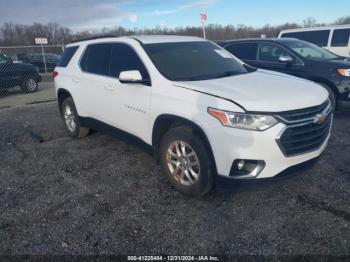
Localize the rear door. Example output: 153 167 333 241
224 42 258 66
76 43 112 122
330 28 350 57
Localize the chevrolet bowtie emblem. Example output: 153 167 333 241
314 113 327 124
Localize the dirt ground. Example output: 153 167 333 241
0 101 349 257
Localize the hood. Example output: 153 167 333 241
320 58 350 68
175 69 328 112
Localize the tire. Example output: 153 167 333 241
61 97 90 138
21 76 38 93
317 82 337 110
159 126 214 196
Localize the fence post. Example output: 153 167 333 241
41 43 48 74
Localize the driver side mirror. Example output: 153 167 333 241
119 70 150 85
278 55 293 64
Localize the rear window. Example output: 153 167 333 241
225 43 258 60
58 46 79 67
281 30 330 47
331 29 350 47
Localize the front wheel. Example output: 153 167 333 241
159 126 214 196
21 76 38 93
61 97 90 138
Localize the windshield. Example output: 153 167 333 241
143 41 249 81
283 40 339 60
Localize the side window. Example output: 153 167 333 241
331 29 350 47
80 43 111 76
58 46 79 67
225 43 258 60
109 43 148 79
281 30 330 47
0 54 7 64
257 43 290 63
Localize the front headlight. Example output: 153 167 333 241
337 69 350 77
208 107 278 131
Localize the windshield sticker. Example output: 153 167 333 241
214 49 232 58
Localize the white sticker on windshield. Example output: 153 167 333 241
214 49 232 58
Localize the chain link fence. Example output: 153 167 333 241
0 45 64 108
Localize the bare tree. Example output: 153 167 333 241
1 16 349 46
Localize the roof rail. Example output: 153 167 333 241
69 34 117 44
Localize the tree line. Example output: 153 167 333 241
0 16 349 46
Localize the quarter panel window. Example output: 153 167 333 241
281 30 330 47
58 46 79 67
331 29 350 47
109 43 148 79
225 43 258 60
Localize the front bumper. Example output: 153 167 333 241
207 121 331 179
336 77 350 101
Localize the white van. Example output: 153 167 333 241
279 25 350 57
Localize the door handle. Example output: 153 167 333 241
104 84 114 91
72 78 79 83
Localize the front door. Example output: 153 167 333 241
252 42 304 77
101 43 151 140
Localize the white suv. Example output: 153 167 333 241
54 35 332 196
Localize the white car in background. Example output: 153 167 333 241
54 35 332 196
279 24 350 57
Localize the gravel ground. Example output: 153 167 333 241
0 82 55 109
0 101 349 257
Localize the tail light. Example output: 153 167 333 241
52 71 58 78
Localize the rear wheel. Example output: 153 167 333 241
21 76 38 93
317 82 337 110
61 97 90 138
159 126 214 196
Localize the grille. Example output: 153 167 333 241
276 99 332 156
275 99 331 124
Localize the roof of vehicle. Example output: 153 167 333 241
279 24 350 34
219 37 302 45
130 35 205 44
68 35 206 46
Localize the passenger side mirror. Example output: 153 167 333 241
278 55 293 64
119 70 150 85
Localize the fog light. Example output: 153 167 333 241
230 159 266 178
237 160 245 170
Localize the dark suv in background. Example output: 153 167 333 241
0 53 41 93
219 38 350 108
23 53 61 73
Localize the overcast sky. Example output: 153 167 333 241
0 0 349 31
